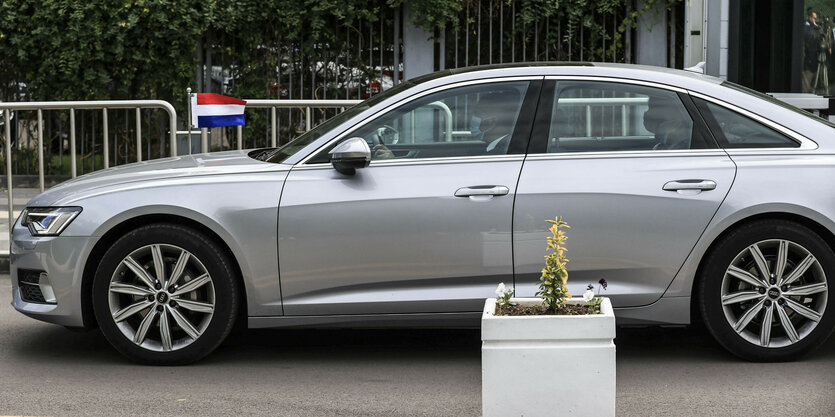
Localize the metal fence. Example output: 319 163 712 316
0 99 361 251
441 1 631 70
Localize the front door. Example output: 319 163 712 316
279 78 542 315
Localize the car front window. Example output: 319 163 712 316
350 81 530 160
257 71 454 164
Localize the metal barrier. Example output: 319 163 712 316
558 97 649 137
1 101 178 249
241 99 361 150
768 93 834 122
0 99 361 250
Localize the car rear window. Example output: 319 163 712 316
693 98 801 149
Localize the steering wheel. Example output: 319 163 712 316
369 124 399 146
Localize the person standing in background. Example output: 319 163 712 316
803 9 825 93
831 16 835 95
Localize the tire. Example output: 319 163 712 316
92 223 239 365
699 220 834 361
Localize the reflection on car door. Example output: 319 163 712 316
278 78 542 315
513 79 737 307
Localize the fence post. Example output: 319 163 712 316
136 108 142 162
201 128 208 153
270 107 277 147
69 108 76 179
103 109 109 168
4 110 12 241
38 109 46 191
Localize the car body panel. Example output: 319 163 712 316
663 152 835 298
513 150 737 307
17 152 290 321
27 151 279 207
278 157 525 315
11 233 98 327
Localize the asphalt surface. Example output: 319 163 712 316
0 274 833 416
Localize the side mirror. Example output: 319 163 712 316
329 137 371 175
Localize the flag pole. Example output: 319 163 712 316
186 87 192 155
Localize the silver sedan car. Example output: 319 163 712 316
11 63 835 364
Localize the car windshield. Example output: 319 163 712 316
722 81 835 129
254 71 455 163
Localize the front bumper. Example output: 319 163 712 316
10 221 99 328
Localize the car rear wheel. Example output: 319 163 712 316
92 224 238 365
699 220 833 361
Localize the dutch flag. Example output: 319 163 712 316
190 93 247 128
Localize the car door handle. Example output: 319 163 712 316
454 185 510 197
662 180 717 191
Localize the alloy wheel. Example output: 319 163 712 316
107 243 216 352
721 239 828 348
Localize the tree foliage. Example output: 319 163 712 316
0 0 206 101
0 0 681 103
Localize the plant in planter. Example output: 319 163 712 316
482 217 616 417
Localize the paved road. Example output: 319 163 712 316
0 274 833 416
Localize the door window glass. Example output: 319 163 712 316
347 81 529 160
694 98 801 148
546 81 710 153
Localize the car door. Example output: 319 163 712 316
278 77 542 315
512 78 737 307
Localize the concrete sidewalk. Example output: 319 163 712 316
0 274 833 416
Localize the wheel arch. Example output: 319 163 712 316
689 211 835 323
79 213 248 330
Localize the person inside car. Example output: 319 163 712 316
373 88 522 159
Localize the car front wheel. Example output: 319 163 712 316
92 224 238 365
700 220 834 361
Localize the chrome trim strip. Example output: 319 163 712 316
293 154 527 171
722 149 822 157
523 149 730 161
248 312 483 329
297 76 544 165
687 91 818 150
543 75 688 93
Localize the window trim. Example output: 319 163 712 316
527 76 713 156
687 91 818 151
298 76 544 165
542 76 688 93
292 154 528 171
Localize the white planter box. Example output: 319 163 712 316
482 297 616 417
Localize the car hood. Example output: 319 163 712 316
28 151 289 206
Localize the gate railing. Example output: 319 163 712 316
0 99 361 252
1 101 178 255
183 99 361 154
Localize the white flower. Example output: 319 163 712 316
582 289 595 302
495 282 506 296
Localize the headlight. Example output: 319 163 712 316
20 207 82 236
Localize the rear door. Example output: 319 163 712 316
513 78 736 307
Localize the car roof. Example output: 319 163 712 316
410 62 724 92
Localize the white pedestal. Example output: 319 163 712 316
482 297 616 417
